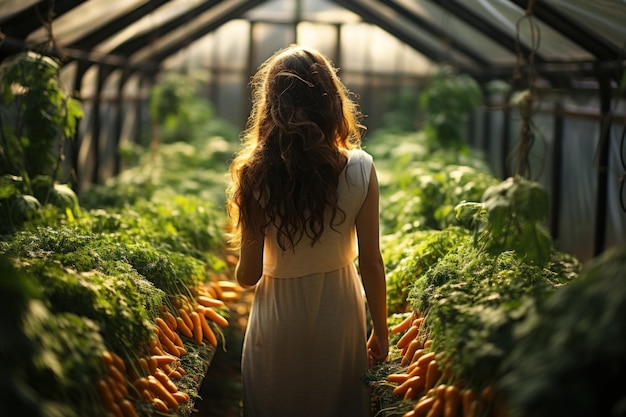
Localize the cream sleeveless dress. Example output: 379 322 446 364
241 149 373 417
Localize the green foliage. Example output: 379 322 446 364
0 255 106 417
408 244 580 390
0 52 83 182
0 52 83 235
419 65 481 148
148 71 239 146
382 227 470 313
455 176 554 265
499 247 626 417
378 89 420 132
80 135 238 210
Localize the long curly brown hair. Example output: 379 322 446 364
227 45 365 251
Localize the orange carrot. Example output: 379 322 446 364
412 396 435 416
138 358 149 374
408 363 428 381
190 311 203 344
202 306 229 327
386 373 410 384
134 377 149 392
108 364 126 387
178 308 194 329
109 402 124 417
156 317 177 343
434 384 447 398
172 330 184 348
102 351 114 366
198 295 225 308
393 375 424 397
148 356 158 375
410 349 425 368
172 391 190 403
396 325 419 350
148 375 179 409
402 339 421 367
425 360 441 390
443 385 461 417
199 311 218 347
425 397 443 417
176 316 193 338
120 399 139 417
158 331 179 357
96 379 115 408
151 355 177 367
150 343 167 357
111 352 126 372
162 311 178 331
416 351 436 368
154 369 178 393
141 389 154 402
391 313 414 334
152 397 168 412
217 280 240 292
461 389 475 417
204 283 219 299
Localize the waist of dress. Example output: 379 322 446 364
263 258 357 279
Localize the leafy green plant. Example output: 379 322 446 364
0 255 107 417
455 176 554 265
498 247 626 417
0 52 83 234
419 65 481 149
0 52 82 184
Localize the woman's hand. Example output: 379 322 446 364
367 331 389 368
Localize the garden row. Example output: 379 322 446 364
2 55 624 417
0 53 246 417
363 125 626 417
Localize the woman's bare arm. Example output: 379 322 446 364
356 164 389 364
235 201 265 288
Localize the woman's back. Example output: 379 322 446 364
262 149 373 278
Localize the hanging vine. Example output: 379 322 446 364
507 0 541 180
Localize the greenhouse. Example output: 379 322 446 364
1 1 625 417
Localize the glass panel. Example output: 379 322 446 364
341 23 432 75
26 0 150 46
244 0 359 23
463 0 593 61
395 0 517 65
243 0 295 21
297 22 338 59
129 0 249 66
0 0 41 20
93 0 205 53
249 22 295 68
545 0 626 51
300 0 360 23
162 20 250 72
351 0 478 71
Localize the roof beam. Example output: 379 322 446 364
333 0 475 73
147 0 266 64
0 0 87 38
110 0 224 56
433 0 545 63
507 0 621 62
71 0 173 50
378 0 489 66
